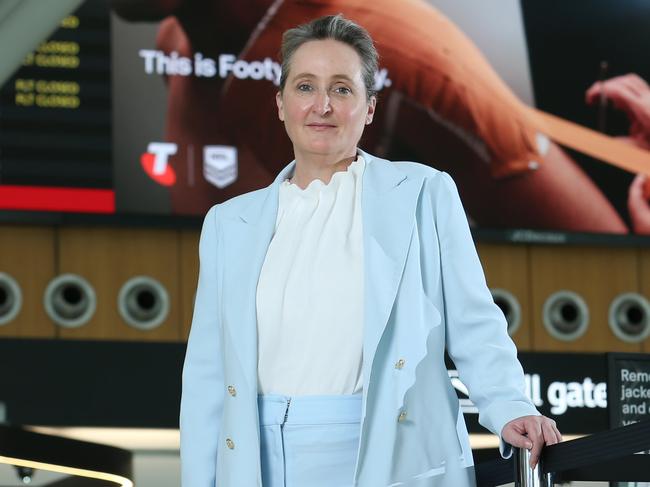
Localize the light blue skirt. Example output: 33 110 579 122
257 393 362 487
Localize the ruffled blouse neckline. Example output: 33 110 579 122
282 156 365 198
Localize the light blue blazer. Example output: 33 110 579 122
180 149 539 487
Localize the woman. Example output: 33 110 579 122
180 14 562 487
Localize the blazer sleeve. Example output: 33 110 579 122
430 171 539 458
180 204 225 485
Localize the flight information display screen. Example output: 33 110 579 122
0 1 113 214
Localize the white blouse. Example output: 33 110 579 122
256 156 366 396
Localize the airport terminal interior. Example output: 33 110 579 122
0 0 649 486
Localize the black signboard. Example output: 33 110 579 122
0 341 617 436
608 353 650 428
607 353 650 487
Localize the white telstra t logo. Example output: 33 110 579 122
147 142 177 175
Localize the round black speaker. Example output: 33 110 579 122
118 276 169 330
542 290 589 341
43 274 96 328
608 293 650 343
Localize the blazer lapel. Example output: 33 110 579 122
220 160 295 392
359 150 423 395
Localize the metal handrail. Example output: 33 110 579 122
514 448 552 487
476 419 650 486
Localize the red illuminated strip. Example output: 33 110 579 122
0 185 115 213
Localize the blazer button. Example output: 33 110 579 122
395 358 405 370
226 438 235 449
227 385 237 396
398 410 407 422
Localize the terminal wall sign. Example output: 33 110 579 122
608 353 650 428
607 353 650 487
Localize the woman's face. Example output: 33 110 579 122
276 39 376 161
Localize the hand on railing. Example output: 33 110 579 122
501 415 563 468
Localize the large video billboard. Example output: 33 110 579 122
1 0 649 242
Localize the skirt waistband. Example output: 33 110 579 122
257 393 362 426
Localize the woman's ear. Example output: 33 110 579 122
366 96 377 125
276 91 285 122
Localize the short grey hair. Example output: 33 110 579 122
279 14 378 100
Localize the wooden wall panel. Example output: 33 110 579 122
4 219 646 354
180 229 200 341
0 226 56 338
530 246 640 352
56 227 181 341
477 243 532 350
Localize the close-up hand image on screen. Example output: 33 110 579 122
1 0 649 243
